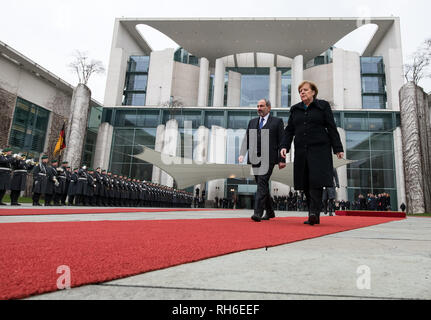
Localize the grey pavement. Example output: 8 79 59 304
1 206 430 300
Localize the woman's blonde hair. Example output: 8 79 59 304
298 80 318 98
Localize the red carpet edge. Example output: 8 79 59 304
0 216 404 300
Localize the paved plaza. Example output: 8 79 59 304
0 206 430 300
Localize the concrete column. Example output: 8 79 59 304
197 57 210 107
160 119 179 187
151 124 165 184
393 127 406 209
336 128 348 202
399 83 431 213
332 48 345 110
104 48 129 107
213 58 225 107
227 71 241 107
64 84 91 170
291 55 303 105
193 125 209 164
269 67 277 106
92 122 114 170
371 17 404 111
146 48 175 106
207 125 227 201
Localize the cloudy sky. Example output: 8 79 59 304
1 0 430 102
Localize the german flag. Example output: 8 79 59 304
53 123 66 156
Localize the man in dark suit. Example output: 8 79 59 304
239 99 286 222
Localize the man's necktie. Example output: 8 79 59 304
259 117 264 129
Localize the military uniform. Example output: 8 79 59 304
75 167 89 206
45 160 59 206
32 156 49 206
93 168 103 206
67 168 78 205
86 169 96 206
10 156 35 205
0 148 13 205
60 162 71 205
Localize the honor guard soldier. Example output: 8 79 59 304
87 168 96 206
32 155 49 206
60 161 71 205
67 168 79 205
45 159 60 206
100 169 108 206
93 167 103 206
107 172 114 206
10 154 35 205
53 161 66 205
76 165 89 206
0 147 14 205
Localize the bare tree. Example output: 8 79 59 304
404 38 431 85
161 96 184 119
68 50 105 85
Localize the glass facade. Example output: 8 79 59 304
9 97 50 158
97 107 401 209
360 57 387 109
225 68 270 107
82 106 103 167
278 68 291 108
344 112 397 209
123 56 150 106
174 47 199 66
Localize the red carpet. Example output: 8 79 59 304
0 216 404 300
336 210 406 218
0 207 230 216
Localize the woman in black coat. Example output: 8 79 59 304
280 81 344 225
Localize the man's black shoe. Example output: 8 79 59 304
251 215 262 222
11 203 21 206
262 211 275 220
0 202 7 206
308 214 318 226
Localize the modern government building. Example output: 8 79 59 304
1 17 411 210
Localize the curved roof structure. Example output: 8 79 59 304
134 146 354 189
119 17 397 64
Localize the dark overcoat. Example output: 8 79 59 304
45 166 58 195
11 159 34 191
0 155 13 190
32 163 48 194
68 172 78 196
282 99 344 190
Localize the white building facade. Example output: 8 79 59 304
93 17 405 209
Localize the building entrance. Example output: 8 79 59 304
237 194 255 209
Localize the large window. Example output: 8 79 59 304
174 47 199 66
9 97 50 157
225 68 270 107
110 127 157 180
278 68 291 108
361 57 386 109
123 56 150 106
346 130 397 209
